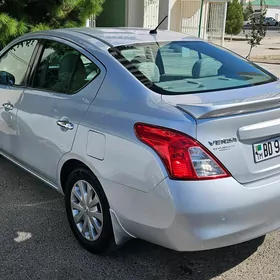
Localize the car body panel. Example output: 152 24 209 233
0 86 23 156
0 38 40 157
68 59 197 191
110 176 280 251
162 80 280 184
70 27 200 48
1 27 280 252
14 36 107 184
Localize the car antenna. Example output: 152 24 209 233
149 15 168 35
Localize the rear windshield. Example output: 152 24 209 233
109 41 277 95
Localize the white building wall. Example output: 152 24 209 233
251 4 280 20
126 0 169 29
169 0 208 38
266 8 280 20
158 0 169 29
127 0 145 27
169 0 227 45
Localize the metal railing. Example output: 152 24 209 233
179 0 227 46
143 0 160 29
88 14 96 28
206 2 227 46
180 0 204 37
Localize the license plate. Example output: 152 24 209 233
253 137 280 163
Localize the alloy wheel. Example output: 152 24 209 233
70 180 103 241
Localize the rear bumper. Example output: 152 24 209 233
116 176 280 251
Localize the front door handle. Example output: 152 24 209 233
56 118 74 131
3 102 13 112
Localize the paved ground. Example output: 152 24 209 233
224 34 280 59
224 38 280 79
1 156 280 280
242 26 280 38
0 64 280 279
258 63 280 77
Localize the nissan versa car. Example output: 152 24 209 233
0 27 280 255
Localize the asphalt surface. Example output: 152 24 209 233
241 26 280 37
1 156 280 280
258 63 280 77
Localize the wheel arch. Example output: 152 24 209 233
59 156 135 247
57 152 101 194
60 158 91 194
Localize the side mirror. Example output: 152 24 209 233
0 71 15 86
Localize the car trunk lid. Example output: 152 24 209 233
162 80 280 184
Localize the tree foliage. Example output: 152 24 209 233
0 0 104 49
225 0 244 38
244 0 267 59
243 1 253 21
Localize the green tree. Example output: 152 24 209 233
243 1 253 21
0 0 104 49
0 13 28 48
245 0 267 59
225 0 244 40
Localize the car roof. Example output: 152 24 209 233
25 27 201 51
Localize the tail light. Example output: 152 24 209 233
134 123 230 180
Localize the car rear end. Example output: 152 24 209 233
108 36 280 251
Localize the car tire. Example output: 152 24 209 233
64 167 116 255
275 22 279 26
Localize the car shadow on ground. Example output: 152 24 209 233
0 156 265 280
111 236 265 280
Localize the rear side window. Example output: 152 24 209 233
33 41 100 94
109 41 276 95
160 46 211 76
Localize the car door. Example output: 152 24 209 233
0 39 39 157
15 38 106 185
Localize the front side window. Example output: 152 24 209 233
0 39 38 86
33 41 100 94
109 41 276 95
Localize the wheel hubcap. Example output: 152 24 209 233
70 180 103 241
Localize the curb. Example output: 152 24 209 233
253 61 280 65
224 37 248 42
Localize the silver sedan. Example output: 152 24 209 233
0 27 279 255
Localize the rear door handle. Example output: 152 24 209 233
3 102 13 111
56 118 74 131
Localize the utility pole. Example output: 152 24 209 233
198 0 204 37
